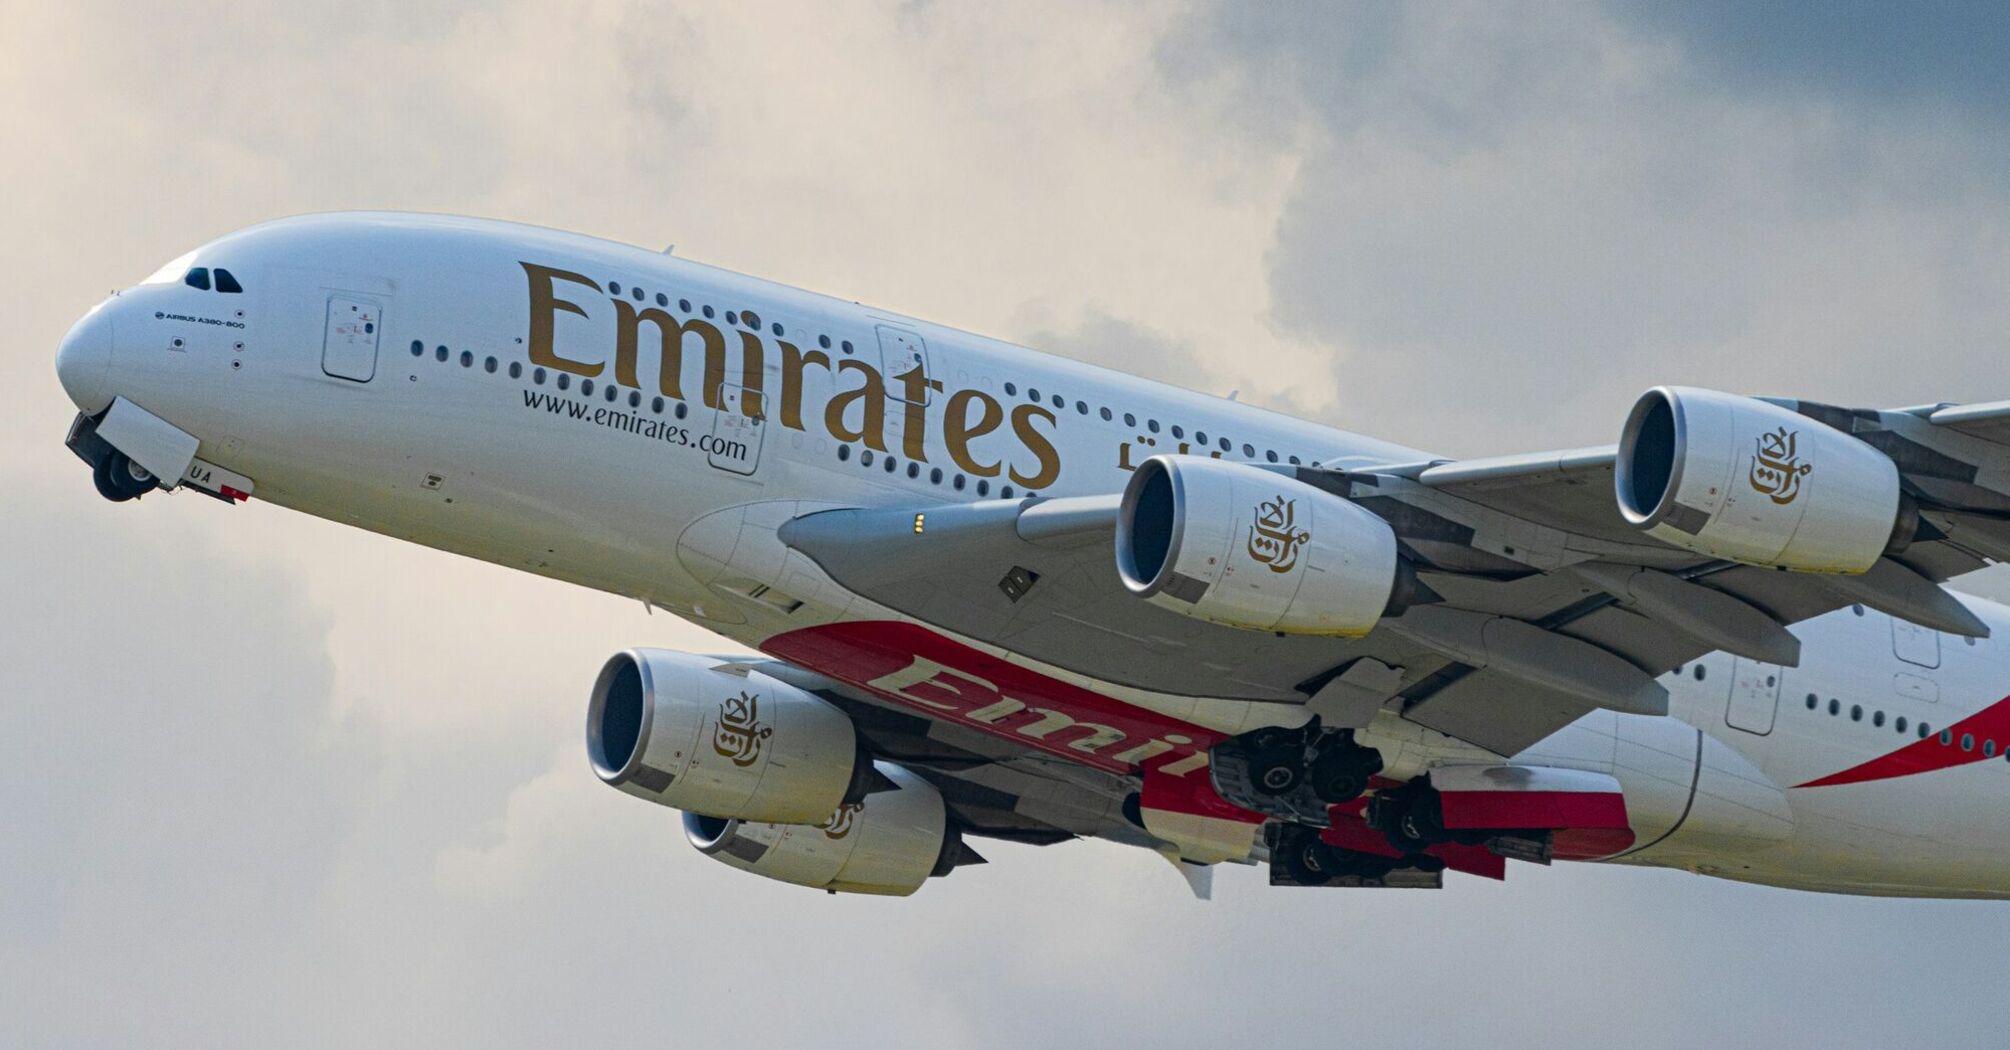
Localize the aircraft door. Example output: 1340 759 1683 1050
321 294 381 382
1891 616 1941 669
877 325 932 404
708 385 764 476
1724 658 1781 735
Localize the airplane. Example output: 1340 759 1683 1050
52 211 2010 899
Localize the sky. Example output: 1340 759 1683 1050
7 2 2010 1047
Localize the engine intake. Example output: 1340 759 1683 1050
1116 455 1405 635
1616 386 1904 573
588 649 864 824
683 763 976 896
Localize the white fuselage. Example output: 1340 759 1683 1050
58 213 2010 897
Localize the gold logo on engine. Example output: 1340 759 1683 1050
822 801 864 839
711 691 773 768
1748 427 1813 505
1247 496 1311 573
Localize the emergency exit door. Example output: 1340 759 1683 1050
1725 658 1782 735
877 326 931 404
322 294 381 382
1892 616 1941 668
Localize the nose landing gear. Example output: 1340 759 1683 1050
93 450 158 502
67 413 160 503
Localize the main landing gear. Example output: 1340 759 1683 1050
1210 716 1384 823
1362 780 1554 864
1263 778 1558 888
1266 823 1445 889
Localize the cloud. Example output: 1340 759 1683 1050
11 3 2010 1047
0 479 384 1045
1164 2 2010 456
1615 1 2010 118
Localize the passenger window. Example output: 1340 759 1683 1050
213 268 243 293
185 267 211 291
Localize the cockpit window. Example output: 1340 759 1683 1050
213 268 242 293
140 249 199 285
184 267 212 291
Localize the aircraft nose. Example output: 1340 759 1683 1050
56 303 115 414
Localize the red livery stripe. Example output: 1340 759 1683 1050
1797 692 2010 788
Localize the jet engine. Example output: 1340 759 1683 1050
683 763 978 896
1616 386 1907 573
587 649 868 824
1115 455 1407 635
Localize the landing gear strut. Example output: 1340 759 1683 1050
1211 717 1384 823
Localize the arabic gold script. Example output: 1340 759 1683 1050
822 802 863 840
1247 496 1311 573
711 691 774 768
1748 427 1813 505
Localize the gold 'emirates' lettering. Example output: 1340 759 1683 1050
777 339 829 432
944 388 1004 477
612 300 726 407
825 359 890 452
1009 404 1061 489
520 259 1065 488
522 262 605 377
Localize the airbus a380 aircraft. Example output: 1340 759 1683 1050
55 213 2010 898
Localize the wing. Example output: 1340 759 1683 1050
780 393 2010 756
756 658 1159 849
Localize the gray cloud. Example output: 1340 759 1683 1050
13 3 2010 1047
1616 1 2010 118
0 481 384 1044
1162 1 2010 457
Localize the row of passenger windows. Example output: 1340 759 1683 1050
1679 653 1993 756
998 381 1299 464
413 339 695 419
600 276 855 353
1802 692 2006 758
834 443 1026 499
593 270 1313 468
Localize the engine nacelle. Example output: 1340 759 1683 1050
587 649 864 824
1115 455 1403 635
1616 386 1903 573
684 763 970 896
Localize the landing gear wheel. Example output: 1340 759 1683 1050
93 451 156 502
1273 826 1336 885
1286 838 1336 885
1307 744 1383 804
1250 747 1305 796
1373 786 1446 856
